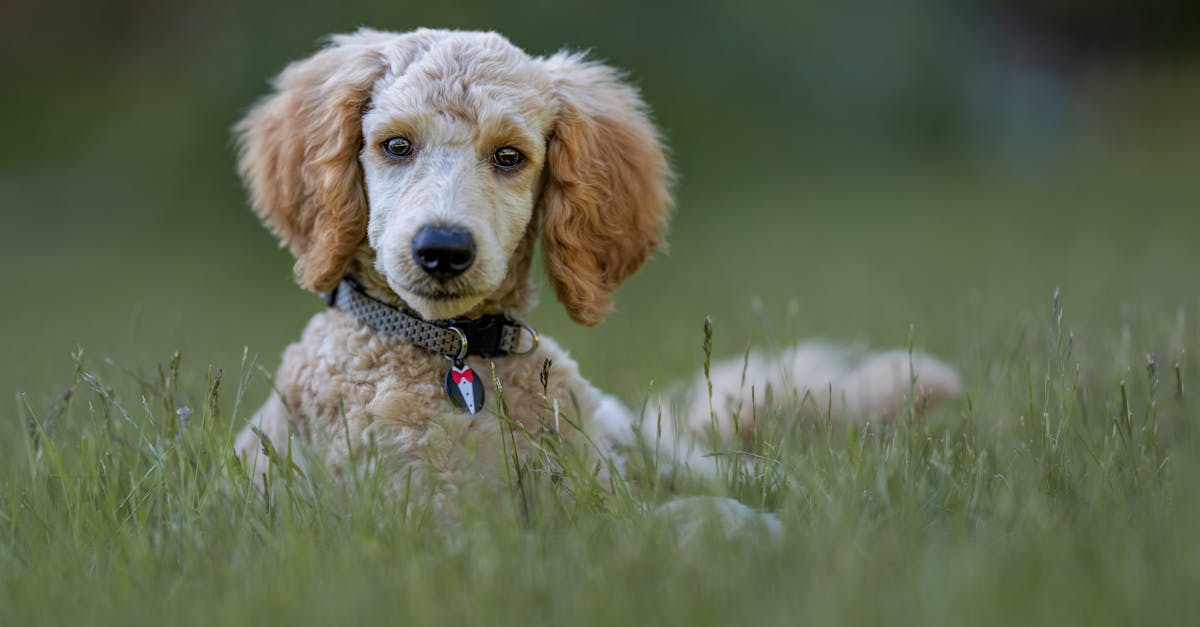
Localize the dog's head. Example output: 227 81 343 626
235 29 671 325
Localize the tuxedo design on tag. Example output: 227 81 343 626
445 363 485 414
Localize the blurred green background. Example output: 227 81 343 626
1 0 1198 411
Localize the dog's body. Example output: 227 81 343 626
237 296 623 498
233 29 961 504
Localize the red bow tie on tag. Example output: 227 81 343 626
451 368 474 384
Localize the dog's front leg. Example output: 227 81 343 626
233 393 293 489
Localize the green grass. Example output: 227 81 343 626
3 262 1199 625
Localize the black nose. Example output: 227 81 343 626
412 226 476 280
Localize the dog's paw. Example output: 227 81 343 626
655 496 783 544
840 349 963 418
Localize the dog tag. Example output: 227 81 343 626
445 363 485 414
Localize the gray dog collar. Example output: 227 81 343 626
327 278 539 363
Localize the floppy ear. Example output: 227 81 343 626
234 31 391 293
539 53 673 326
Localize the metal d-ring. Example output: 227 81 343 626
509 321 540 356
447 325 469 364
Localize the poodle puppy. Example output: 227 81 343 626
232 28 961 504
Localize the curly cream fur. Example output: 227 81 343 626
233 28 962 504
235 309 605 501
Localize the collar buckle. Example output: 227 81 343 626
448 315 508 359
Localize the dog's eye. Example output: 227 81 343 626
492 146 524 170
382 137 414 160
